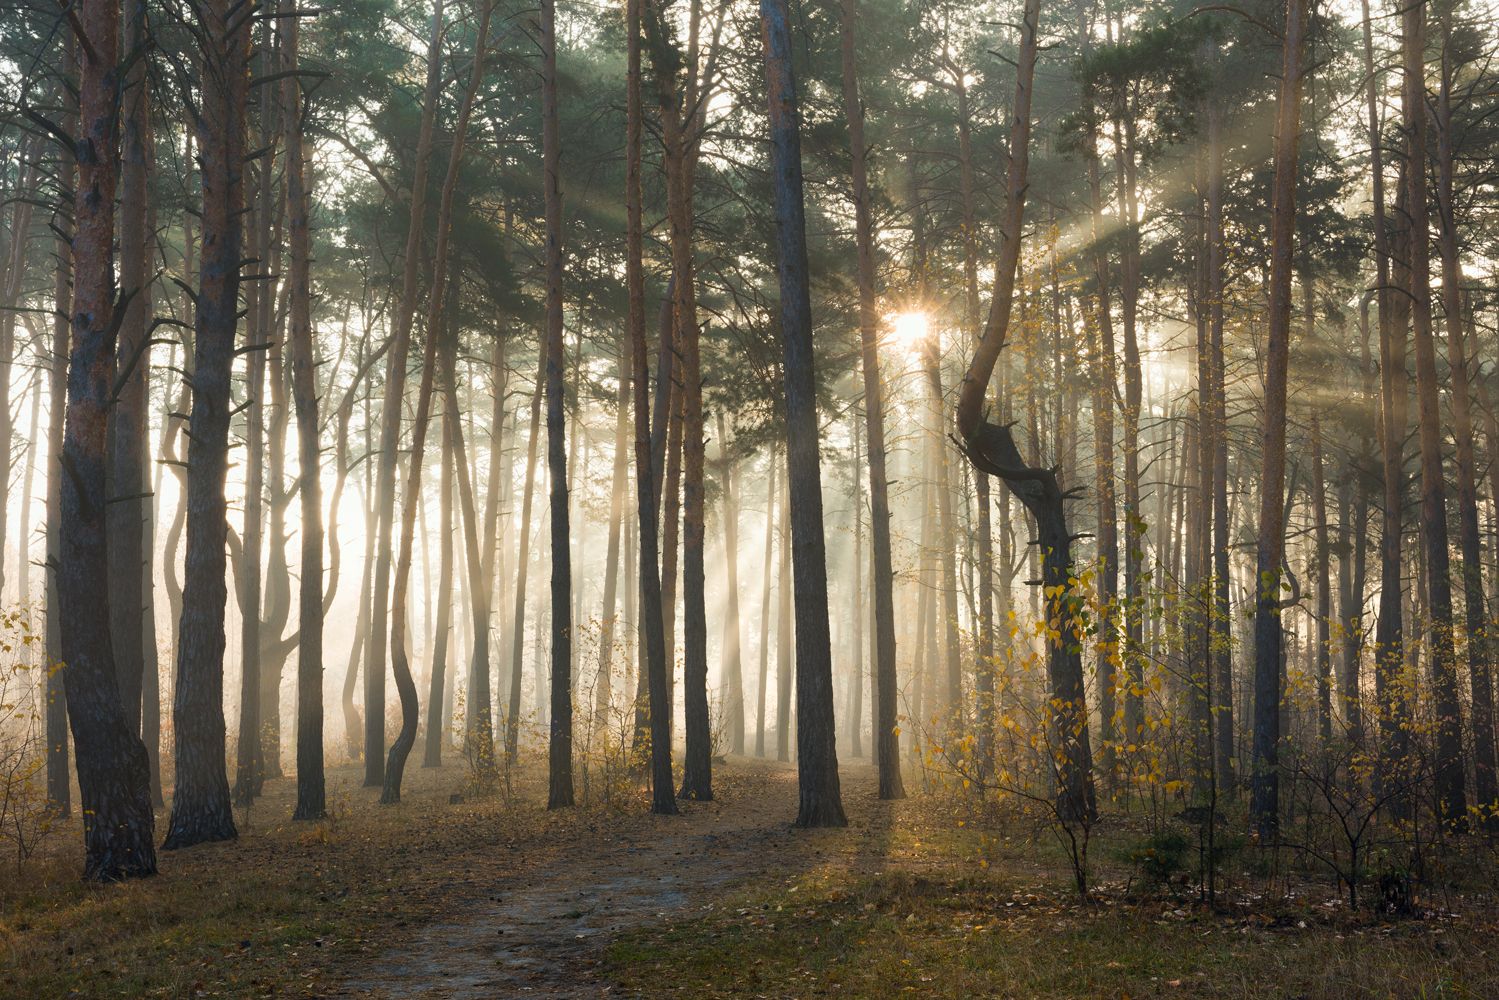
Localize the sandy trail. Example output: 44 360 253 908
343 757 869 998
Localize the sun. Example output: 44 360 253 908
886 310 932 352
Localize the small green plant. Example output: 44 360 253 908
1126 828 1190 890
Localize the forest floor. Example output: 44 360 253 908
2 753 1498 998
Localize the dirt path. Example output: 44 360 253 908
343 757 875 998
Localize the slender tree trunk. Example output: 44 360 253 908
776 469 792 762
424 394 456 767
755 453 777 759
760 0 846 825
46 47 76 815
1249 0 1308 839
623 46 677 812
923 342 963 720
62 0 157 877
1434 2 1495 818
540 0 574 808
422 386 455 761
109 0 151 742
474 342 511 752
848 415 865 759
386 1 492 803
1311 411 1333 746
1364 0 1410 803
505 360 544 763
446 305 496 778
365 0 446 786
283 3 324 820
954 54 992 786
1403 0 1466 826
1207 104 1234 791
595 346 631 723
717 411 746 755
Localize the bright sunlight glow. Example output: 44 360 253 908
886 310 932 352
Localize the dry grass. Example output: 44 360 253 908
6 756 1499 999
0 756 638 997
603 797 1499 999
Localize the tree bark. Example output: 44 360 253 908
385 0 492 803
1403 0 1466 826
108 0 151 743
1433 1 1495 819
283 0 325 820
62 0 158 877
1249 0 1308 839
1363 0 1410 803
716 411 746 755
956 0 1094 823
46 78 73 814
423 397 456 767
164 0 250 849
760 0 846 826
622 56 676 811
540 0 574 808
365 0 446 786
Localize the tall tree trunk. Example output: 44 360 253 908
505 359 544 763
1403 0 1466 826
760 0 846 826
1207 104 1234 791
540 0 574 808
848 415 865 759
365 0 446 786
954 53 992 786
423 392 456 767
622 42 676 809
956 0 1093 823
923 342 963 720
595 346 631 723
776 468 792 762
46 46 76 814
108 0 151 742
445 306 496 778
755 453 777 759
1434 1 1496 819
386 0 492 803
164 0 250 849
1311 411 1333 746
345 399 376 760
284 2 325 820
1249 0 1308 839
62 0 157 877
716 411 746 755
1115 106 1146 752
234 2 279 803
1364 0 1410 803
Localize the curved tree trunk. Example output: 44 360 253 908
385 0 492 803
955 0 1094 825
365 0 446 787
